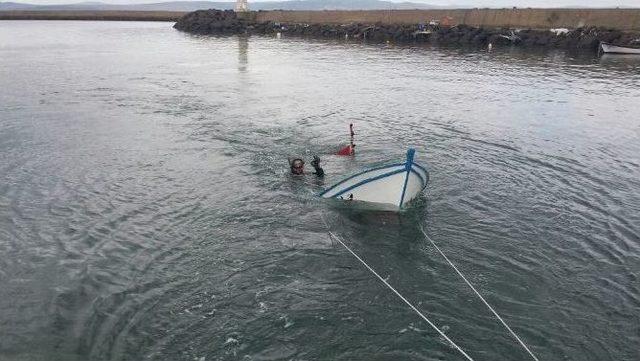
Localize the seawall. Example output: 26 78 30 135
1 9 640 31
254 9 640 32
174 9 640 52
0 10 185 21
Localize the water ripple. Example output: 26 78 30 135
1 21 640 361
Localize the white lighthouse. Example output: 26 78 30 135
235 0 248 12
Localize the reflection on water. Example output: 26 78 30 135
238 35 248 72
600 53 640 67
1 21 640 361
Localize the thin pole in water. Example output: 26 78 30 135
325 228 475 361
419 226 540 361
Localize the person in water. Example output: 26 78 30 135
337 123 356 156
310 155 324 177
289 155 324 177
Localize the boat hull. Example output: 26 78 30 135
319 149 429 210
601 43 640 55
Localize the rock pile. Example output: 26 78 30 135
173 9 249 34
174 10 640 52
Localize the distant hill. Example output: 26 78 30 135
0 0 439 12
0 1 37 9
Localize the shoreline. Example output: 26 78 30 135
3 9 640 54
2 8 640 31
174 10 640 53
0 10 184 21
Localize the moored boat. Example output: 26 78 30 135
319 148 429 210
600 42 640 55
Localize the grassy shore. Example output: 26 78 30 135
0 10 185 21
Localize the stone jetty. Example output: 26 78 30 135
174 9 640 52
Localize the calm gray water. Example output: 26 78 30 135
1 21 639 361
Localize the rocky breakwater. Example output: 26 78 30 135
174 10 640 52
173 9 251 34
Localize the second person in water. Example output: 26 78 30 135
289 123 354 177
289 155 324 177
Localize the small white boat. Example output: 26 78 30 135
600 42 640 55
319 149 429 210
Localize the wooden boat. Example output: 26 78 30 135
600 42 640 55
319 149 429 210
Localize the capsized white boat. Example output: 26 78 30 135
319 148 429 210
600 42 640 55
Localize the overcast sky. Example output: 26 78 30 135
8 0 640 7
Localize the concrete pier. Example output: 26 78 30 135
2 8 639 32
255 9 640 32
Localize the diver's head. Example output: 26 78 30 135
290 158 304 175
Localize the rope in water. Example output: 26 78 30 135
325 228 475 361
418 226 540 361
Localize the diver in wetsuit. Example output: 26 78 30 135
310 156 324 177
289 155 324 177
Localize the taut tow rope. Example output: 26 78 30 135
325 228 475 361
419 226 540 361
321 213 541 361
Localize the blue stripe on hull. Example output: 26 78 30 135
318 162 404 197
331 168 406 200
398 148 415 208
318 149 430 209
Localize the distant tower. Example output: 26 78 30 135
235 0 248 12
